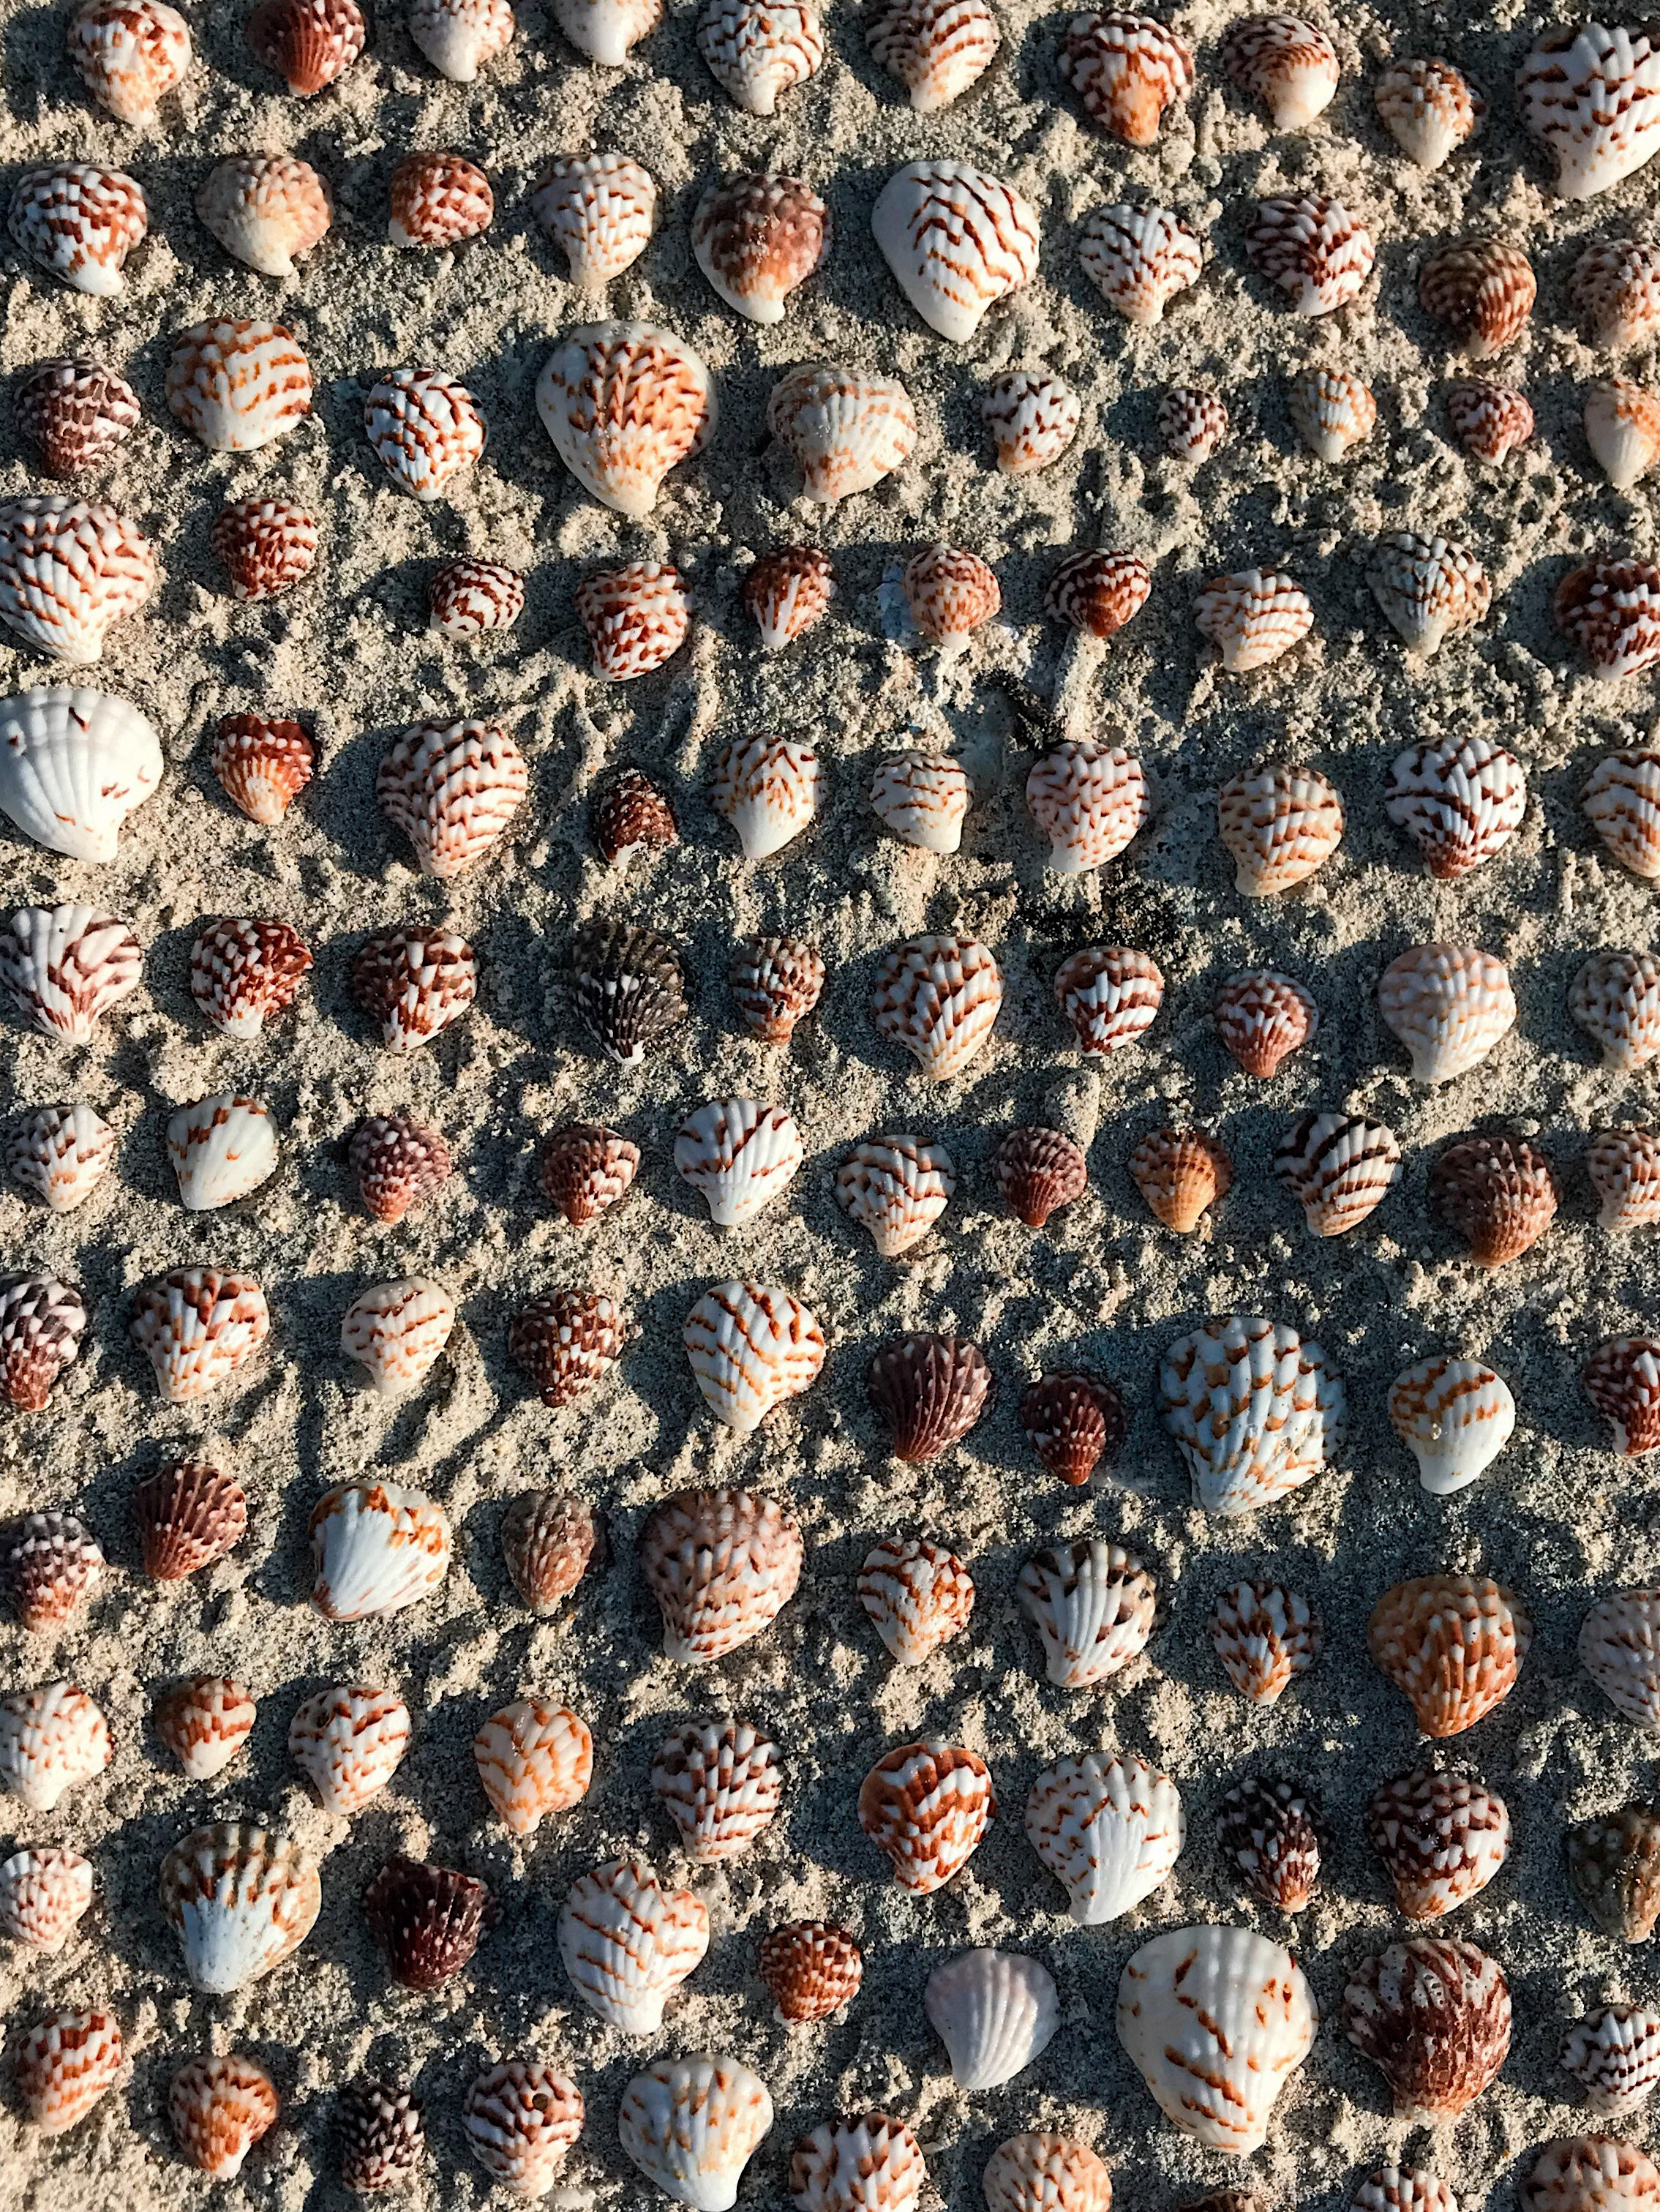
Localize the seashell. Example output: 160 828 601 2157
768 363 916 503
697 0 823 111
7 694 152 876
378 717 527 878
1288 364 1376 460
1378 942 1516 1084
170 2053 280 2182
868 1332 991 1461
1078 201 1203 323
1018 1538 1155 1686
1045 550 1153 641
1368 1574 1531 1736
352 923 477 1050
1194 567 1314 670
1219 1775 1320 1910
550 0 661 61
1275 1110 1401 1236
210 499 318 604
1026 738 1147 871
1581 1589 1660 1728
1129 1125 1232 1235
1225 15 1339 129
508 1289 626 1409
197 154 330 277
309 1477 451 1621
1217 761 1344 893
154 1675 255 1780
994 1124 1088 1230
1244 191 1374 314
340 1278 456 1398
1158 1314 1345 1517
594 768 676 861
1019 1372 1127 1485
133 1460 247 1579
1367 1766 1511 1919
165 318 312 452
537 322 715 519
188 917 310 1041
1447 378 1534 464
1215 969 1318 1077
1556 561 1660 681
683 1286 825 1436
1376 56 1481 167
1025 1749 1183 1924
338 2080 424 2194
288 1682 411 1814
640 1486 803 1657
710 734 819 858
0 1511 102 1632
675 1097 803 1226
1430 1133 1559 1267
619 2057 772 2211
1588 1128 1660 1231
364 367 485 502
1369 533 1492 661
130 1267 269 1403
1585 1338 1660 1457
1386 734 1527 877
1563 2010 1660 2117
1518 23 1660 200
1572 949 1660 1070
1584 749 1660 877
1389 1357 1515 1495
1568 1808 1660 1941
1117 1925 1315 2152
0 497 154 664
1158 385 1228 461
15 2009 123 2135
1419 239 1535 356
866 0 999 108
570 918 683 1054
0 1846 94 1952
69 0 192 123
539 1124 639 1226
983 2137 1113 2212
873 161 1038 342
475 1700 593 1835
1055 943 1163 1055
158 1819 321 1993
1343 1936 1511 2118
409 0 517 78
859 1740 995 1890
926 1950 1058 2091
0 904 141 1043
1585 377 1660 490
871 749 971 853
246 0 364 89
692 173 828 325
15 357 140 480
349 1114 451 1223
9 165 146 296
364 1855 493 1990
835 1134 955 1256
463 2062 583 2197
1573 239 1660 349
983 369 1080 475
745 547 835 648
0 1682 109 1811
759 1922 863 2023
858 1534 974 1664
501 1490 598 1616
871 933 1002 1079
211 711 313 822
166 1092 279 1211
388 151 493 249
903 544 1000 650
1060 10 1193 140
654 1717 781 1862
730 936 825 1046
559 1859 709 2031
1211 1579 1321 1703
532 152 656 285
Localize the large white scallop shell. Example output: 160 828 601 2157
871 160 1039 342
536 322 716 519
683 1282 825 1433
675 1098 804 1226
1024 1750 1185 1924
1157 1313 1345 1515
558 1858 710 2032
0 687 162 861
165 1093 279 1211
617 2055 772 2211
157 1820 320 1994
308 1479 452 1621
925 1949 1059 2090
339 1278 457 1395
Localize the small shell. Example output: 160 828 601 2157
308 1477 452 1621
1585 1338 1660 1457
594 768 676 863
408 0 517 79
1585 378 1660 489
537 321 715 520
0 685 161 863
388 151 493 249
758 1922 862 2023
288 1682 411 1814
363 1855 492 1990
1581 1590 1660 1728
1018 1538 1155 1687
698 0 823 111
1019 1373 1127 1485
1275 1109 1400 1235
835 1134 955 1256
1343 1936 1511 2118
475 1700 593 1835
0 1847 94 1952
903 544 999 652
1158 385 1229 460
1130 1125 1232 1234
129 1267 268 1403
1517 21 1660 200
1386 734 1527 876
1211 1580 1321 1703
1377 942 1516 1084
1045 550 1153 639
1584 749 1660 877
197 154 331 276
1288 364 1376 460
0 497 155 664
640 1487 804 1657
1568 1808 1660 1943
165 1092 279 1212
858 1739 995 1891
1 904 141 1043
1060 10 1194 140
532 152 656 285
983 2137 1113 2212
1055 943 1163 1055
364 367 485 500
9 165 146 296
246 0 366 91
866 0 999 108
351 923 478 1049
1225 14 1339 128
165 318 312 452
338 2081 424 2194
1368 1573 1531 1736
1422 238 1536 360
873 161 1039 342
692 172 828 323
767 363 917 503
154 1676 255 1780
15 2009 123 2135
1158 1313 1345 1516
15 357 141 479
1219 1775 1321 1911
1368 531 1492 655
926 1950 1058 2090
1026 739 1148 868
1571 949 1660 1069
871 749 971 854
133 1460 247 1579
858 1534 974 1664
675 1097 803 1226
1588 1128 1660 1231
1388 1357 1516 1495
188 918 311 1043
618 2057 772 2211
871 933 1002 1079
577 561 691 681
1376 56 1481 167
1244 191 1375 313
1078 200 1203 323
1430 1133 1559 1267
211 499 318 601
571 918 686 1065
730 935 825 1044
211 711 314 822
539 1125 639 1226
551 0 661 62
0 1682 110 1810
1573 238 1660 349
1447 378 1534 464
1367 1766 1511 1919
868 1332 991 1461
158 1819 321 1994
1556 561 1660 681
683 1287 825 1436
1215 969 1318 1077
508 1289 626 1409
983 370 1080 475
1218 760 1344 893
69 0 192 123
745 547 836 648
653 1717 781 1862
1194 567 1314 670
1563 2009 1660 2117
500 1491 598 1616
994 1124 1088 1229
0 1511 102 1632
339 1278 456 1398
557 1858 709 2032
462 2062 584 2197
710 734 819 858
1025 1749 1184 1923
349 1114 451 1223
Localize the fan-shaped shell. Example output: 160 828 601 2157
1584 750 1660 877
1026 740 1148 870
377 719 527 878
925 1950 1058 2090
1386 735 1527 877
1274 1109 1400 1235
1376 56 1481 168
691 172 827 324
0 687 161 861
1217 761 1344 893
533 152 656 286
165 318 312 452
835 1134 955 1256
537 322 716 519
871 933 1002 1079
1368 532 1492 655
1017 1539 1156 1685
868 1332 991 1460
1388 1357 1515 1496
1212 1580 1321 1703
1580 1589 1660 1728
871 749 970 852
675 1097 803 1226
617 2056 772 2212
1056 944 1163 1054
983 369 1080 475
710 734 818 858
165 1092 279 1211
0 496 154 665
1343 1936 1511 2119
1157 1314 1345 1515
0 1681 110 1811
767 364 917 503
1060 10 1194 141
129 1267 268 1402
308 1478 451 1621
682 1286 825 1435
1194 567 1313 671
1367 1766 1510 1920
70 0 193 123
1225 13 1339 129
858 1739 995 1891
1378 942 1515 1084
558 1859 710 2032
158 1820 320 1994
1563 2010 1660 2117
1078 201 1203 323
1368 1574 1531 1737
0 1846 94 1952
1288 363 1375 460
858 1534 974 1664
409 0 517 78
640 1486 804 1658
475 1700 593 1835
866 0 999 108
1244 191 1374 313
1025 1749 1184 1924
288 1683 411 1815
551 0 661 61
339 1278 456 1397
873 161 1039 342
1517 23 1660 200
653 1717 781 1861
462 2061 583 2197
983 2136 1113 2212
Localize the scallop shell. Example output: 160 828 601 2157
1157 1313 1345 1516
308 1478 451 1621
618 2057 773 2211
508 1289 626 1411
387 151 493 250
871 749 971 853
352 923 477 1051
691 172 827 324
246 0 365 91
1288 362 1375 460
1567 1808 1660 1942
675 1098 803 1227
9 164 146 296
1517 23 1660 200
903 544 1000 649
500 1490 598 1617
1386 734 1527 877
792 2114 923 2212
1225 13 1339 129
1556 561 1660 681
1018 1538 1155 1686
211 711 313 823
866 0 999 108
868 1332 991 1460
166 1092 279 1211
0 1682 110 1811
1368 1573 1531 1736
1158 385 1228 460
462 2061 583 2197
69 0 192 123
871 933 1002 1079
159 1819 320 1995
129 1267 268 1402
1419 239 1536 357
1045 548 1153 637
1055 943 1163 1054
1060 10 1194 141
653 1717 781 1861
983 2137 1113 2212
767 364 917 503
1573 238 1660 349
475 1700 593 1835
1584 749 1660 877
697 0 823 112
1375 56 1481 168
165 318 312 452
408 0 517 78
858 1739 995 1891
1367 1766 1511 1920
288 1682 411 1815
994 1124 1087 1229
15 2008 123 2135
1378 942 1516 1084
189 917 311 1039
730 934 825 1044
758 1922 863 2025
982 369 1080 475
1216 970 1318 1077
1588 1127 1660 1231
533 152 656 285
834 1134 955 1256
745 548 836 648
873 161 1037 342
571 918 685 1065
197 153 331 276
1585 1338 1660 1457
0 686 161 861
682 1285 825 1435
1571 949 1660 1069
134 1461 246 1580
0 904 141 1043
925 1950 1058 2091
1580 1589 1660 1728
1447 378 1534 464
1431 1133 1559 1268
1563 2009 1660 2117
15 356 141 479
1026 740 1148 870
0 1275 85 1411
337 2079 424 2192
551 0 661 62
377 718 527 877
1078 200 1203 323
1389 1357 1516 1495
1218 1774 1320 1911
1217 761 1344 894
1244 191 1375 313
0 1845 93 1952
1211 1580 1321 1703
1367 531 1492 655
1585 377 1660 490
364 367 485 500
710 734 819 858
858 1534 974 1664
640 1486 804 1657
350 1114 450 1223
428 552 523 634
537 322 716 519
558 1858 710 2032
339 1278 456 1396
1194 567 1314 671
1343 1936 1511 2119
0 497 154 664
1019 1372 1127 1485
154 1676 255 1781
1024 1749 1184 1924
1274 1109 1400 1235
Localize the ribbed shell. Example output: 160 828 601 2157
1368 532 1492 654
835 1133 955 1256
1386 735 1527 876
308 1478 452 1621
475 1700 593 1834
983 2136 1113 2212
858 1739 995 1890
129 1267 268 1403
692 172 827 324
0 686 161 861
1117 1926 1316 2152
653 1717 781 1860
339 1278 456 1395
1244 190 1375 312
1563 2009 1660 2117
351 924 478 1051
70 0 193 122
1376 56 1481 168
983 368 1080 474
158 1820 321 1994
1343 1936 1511 2119
1367 1766 1511 1920
165 318 312 452
1060 10 1194 141
1194 567 1314 670
364 368 485 500
537 322 715 519
1017 1538 1156 1685
9 164 146 296
767 364 917 503
1288 363 1375 460
1055 943 1163 1054
1211 1579 1321 1702
711 735 819 858
1218 761 1344 893
0 1847 94 1952
1274 1109 1400 1235
0 1681 110 1811
533 152 656 286
1225 13 1339 128
1026 740 1147 870
696 0 824 113
197 153 331 275
925 1949 1058 2089
571 918 686 1065
0 497 154 664
871 749 970 854
866 0 999 108
858 1534 974 1663
758 1921 863 2023
165 1092 279 1211
409 0 517 78
377 719 527 877
288 1682 411 1814
557 1858 710 2031
617 2056 773 2211
1517 22 1660 200
640 1486 804 1658
683 1286 825 1436
1378 942 1516 1084
1389 1357 1515 1495
729 934 825 1044
462 2061 583 2196
871 933 1002 1078
868 1332 991 1459
1581 1588 1660 1729
872 160 1039 342
1078 200 1203 323
1368 1574 1531 1736
1025 1749 1184 1923
1157 1314 1345 1515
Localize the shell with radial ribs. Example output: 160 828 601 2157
197 154 330 276
475 1700 593 1835
539 1125 639 1225
0 497 154 664
653 1717 781 1861
134 1461 247 1579
1212 1580 1321 1703
211 712 313 822
339 1278 455 1397
1386 734 1526 876
462 2062 584 2197
640 1487 804 1658
1580 1589 1660 1727
15 2009 123 2135
0 1682 110 1810
1588 1128 1660 1231
0 1848 94 1952
711 735 819 859
983 369 1080 473
536 322 715 520
427 556 522 636
868 1332 991 1461
904 544 1000 648
1571 950 1660 1069
1027 739 1148 869
1368 1574 1531 1736
746 548 835 648
1288 364 1375 460
1567 1807 1660 1942
994 1124 1087 1229
767 363 917 503
1157 1313 1345 1517
165 1092 279 1211
926 1950 1058 2091
288 1683 410 1814
1448 378 1534 463
1344 1937 1511 2118
337 2080 424 2194
1018 1538 1155 1687
0 1512 102 1632
871 933 1002 1079
1368 532 1492 655
1367 1766 1511 1919
1244 192 1375 312
983 2137 1114 2212
173 2057 282 2183
619 2057 772 2211
165 318 312 451
9 165 146 296
730 936 825 1044
1573 239 1660 349
577 562 691 680
1225 14 1339 128
594 769 676 862
16 357 140 479
159 1820 321 1994
1517 22 1660 200
508 1289 626 1409
866 0 999 108
6 1103 115 1213
500 1490 598 1616
871 749 970 853
1274 1109 1400 1236
1378 942 1516 1084
1116 1925 1315 2153
1159 385 1228 459
859 1739 995 1890
246 0 366 91
872 160 1038 342
532 153 656 285
1216 969 1318 1076
409 0 517 80
364 368 485 500
1219 1775 1321 1910
675 1097 803 1227
1585 1338 1660 1456
692 173 828 323
1555 562 1660 681
1584 752 1660 878
1389 1357 1515 1494
1078 202 1203 323
557 1858 709 2031
697 0 823 111
1376 56 1482 167
1194 568 1314 671
1055 943 1163 1054
69 0 192 123
1217 761 1344 894
129 1268 268 1403
351 924 477 1049
0 686 161 861
1020 1372 1127 1485
1563 2009 1660 2117
349 1114 450 1223
1046 549 1153 638
1025 1749 1184 1924
683 1285 825 1435
1585 378 1660 490
309 1478 451 1621
835 1133 955 1256
363 1855 492 1990
1430 1133 1559 1268
1061 11 1193 140
1419 239 1535 356
758 1921 862 2022
211 500 317 601
0 904 141 1043
388 152 493 249
1130 1126 1232 1234
154 1676 255 1780
550 0 663 61
858 1535 974 1664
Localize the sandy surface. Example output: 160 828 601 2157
2 0 1659 2207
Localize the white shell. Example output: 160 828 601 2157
558 1859 710 2032
675 1098 804 1226
871 749 971 853
287 1683 412 1815
617 2055 773 2211
0 1682 110 1812
1024 1750 1185 1925
925 1949 1059 2090
1026 741 1148 871
1078 200 1203 323
1118 1924 1317 2153
833 1134 955 1256
1579 1588 1660 1729
0 495 155 664
6 1103 116 1212
339 1278 457 1395
308 1478 452 1621
1562 2005 1660 2115
1378 942 1516 1084
409 0 517 78
683 1281 825 1433
157 1821 321 1995
767 364 917 503
1018 1540 1156 1685
536 321 716 520
531 153 656 285
696 0 824 113
165 1093 279 1211
1517 21 1660 200
0 903 142 1043
710 735 818 858
1157 1313 1345 1515
871 160 1039 342
551 0 661 62
0 687 162 861
1388 1356 1516 1496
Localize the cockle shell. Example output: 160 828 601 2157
1574 238 1660 349
653 1718 781 1862
692 173 827 324
9 165 146 296
1026 741 1148 871
675 1098 803 1228
1117 1926 1315 2153
170 2053 280 2182
1079 200 1203 323
697 0 823 111
1225 14 1339 128
197 154 331 276
0 1682 110 1810
1581 1589 1660 1728
15 357 140 480
1194 568 1314 670
983 369 1080 474
69 0 192 123
1517 23 1660 200
593 769 675 862
1369 1574 1531 1736
350 1114 450 1223
759 1922 863 2025
1585 1338 1660 1456
1378 942 1516 1084
745 548 835 648
364 368 485 500
1376 56 1481 167
211 712 313 822
926 1951 1058 2091
339 1278 456 1397
508 1290 626 1409
337 2080 424 2192
1 904 140 1042
835 1134 955 1256
0 687 160 862
994 1124 1087 1229
246 0 365 91
1585 378 1660 490
858 1535 974 1664
1025 1750 1184 1924
134 1461 246 1579
387 151 494 249
377 718 527 877
1274 1110 1400 1235
362 1856 492 1991
1367 1766 1510 1920
475 1700 593 1835
868 1332 990 1460
409 0 517 78
859 1740 995 1891
872 161 1037 342
533 152 656 286
288 1682 410 1814
1244 192 1374 314
0 1846 94 1952
710 734 818 858
1558 561 1660 681
552 0 661 62
871 933 1002 1079
309 1478 451 1621
1212 1580 1320 1703
0 1511 103 1631
1216 970 1317 1076
537 322 715 519
211 499 317 601
352 924 477 1050
1567 1807 1660 1942
1061 10 1194 141
559 1859 709 2032
619 2057 772 2212
768 364 917 503
165 318 312 452
640 1486 804 1657
1368 532 1492 655
1159 385 1228 459
166 1092 279 1211
1217 761 1343 893
1585 750 1660 877
129 1267 268 1402
1587 1128 1660 1230
1432 1133 1559 1268
1288 363 1375 460
1563 2011 1660 2117
903 544 999 650
983 2137 1113 2212
571 918 685 1064
1419 239 1536 357
159 1820 320 1994
1055 943 1163 1054
1158 1314 1345 1516
792 2115 923 2212
1447 378 1534 464
15 2009 123 2135
188 917 310 1039
1218 1776 1320 1911
500 1491 597 1619
462 2061 582 2197
729 936 824 1046
1389 1357 1516 1495
683 1286 824 1435
0 498 154 665
871 749 971 852
1386 734 1527 876
1571 949 1660 1069
1344 1936 1511 2119
154 1676 255 1780
0 1276 85 1411
539 1125 639 1227
1018 1539 1155 1685
1020 1373 1127 1485
1046 549 1152 637
867 0 998 108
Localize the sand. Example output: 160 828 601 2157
2 0 1660 2206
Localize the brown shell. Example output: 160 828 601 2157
1127 1125 1232 1232
538 1124 640 1223
348 1114 451 1223
1368 1573 1531 1738
757 1920 863 2022
1585 1337 1660 1457
1210 1579 1321 1703
992 1124 1088 1228
500 1491 598 1614
867 1331 991 1460
339 2080 424 2194
1214 968 1318 1077
1217 1774 1321 1912
16 358 140 478
507 1290 626 1409
1567 1806 1660 1943
1419 238 1536 356
1045 548 1154 638
247 0 365 93
1366 1766 1511 1919
593 768 677 863
1342 1935 1511 2118
729 935 826 1044
132 1461 247 1580
1018 1372 1127 1485
362 1856 492 1991
0 1512 104 1632
1430 1133 1559 1267
1522 2139 1660 2212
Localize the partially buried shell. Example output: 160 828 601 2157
537 322 715 520
309 1478 451 1621
693 173 827 324
1378 942 1515 1084
1157 1313 1345 1516
640 1487 803 1659
158 1819 320 1994
377 718 527 877
653 1717 781 1862
872 160 1038 342
1343 1935 1511 2118
1025 1748 1183 1924
858 1739 995 1891
925 1950 1058 2090
1368 1574 1531 1736
675 1098 803 1226
557 1858 709 2032
618 2057 772 2211
288 1683 411 1815
871 933 1002 1079
983 2137 1113 2212
683 1285 825 1435
1563 2009 1660 2116
69 0 192 124
1217 760 1344 893
0 686 161 862
767 364 916 503
1018 1538 1155 1686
